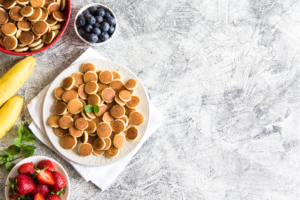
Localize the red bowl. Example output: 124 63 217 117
0 0 71 56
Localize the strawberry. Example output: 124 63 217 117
28 184 50 198
7 175 35 195
37 160 55 172
34 193 45 200
45 194 61 200
35 167 55 185
18 162 36 177
50 171 66 192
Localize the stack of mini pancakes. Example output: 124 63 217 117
48 62 144 158
0 0 66 52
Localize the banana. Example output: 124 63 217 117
0 56 36 107
0 95 23 139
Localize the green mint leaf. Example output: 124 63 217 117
7 155 14 161
18 124 24 140
5 162 16 172
7 145 15 152
0 157 6 164
10 147 20 156
21 145 36 150
84 105 93 113
0 150 10 156
23 129 33 137
23 149 34 158
14 138 22 147
93 105 100 114
22 137 37 143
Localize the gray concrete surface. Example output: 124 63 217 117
1 0 300 199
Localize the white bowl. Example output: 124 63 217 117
5 156 70 200
74 3 117 45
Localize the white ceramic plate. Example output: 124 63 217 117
5 156 70 200
43 59 150 166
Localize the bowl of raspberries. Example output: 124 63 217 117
5 156 69 200
75 3 117 44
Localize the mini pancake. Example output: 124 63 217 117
103 138 111 150
85 110 96 119
56 0 61 6
80 131 88 143
101 88 115 103
78 84 88 99
92 146 105 156
87 94 101 106
77 136 81 142
126 96 140 108
97 122 112 139
43 0 54 8
2 23 17 36
110 79 124 92
125 79 138 90
31 0 45 8
79 99 86 108
67 99 83 114
98 83 109 93
54 87 66 100
115 95 126 106
112 119 125 134
71 84 78 92
127 89 134 95
46 15 56 26
55 101 67 115
112 71 121 80
109 131 116 141
59 116 73 129
96 70 101 76
17 19 31 31
85 81 98 94
63 112 73 118
82 63 95 73
14 46 29 52
47 2 59 14
56 99 63 104
75 118 88 130
34 33 41 40
62 90 78 103
129 112 144 126
44 30 55 44
120 115 129 127
48 114 61 127
119 90 131 102
72 72 84 86
94 138 105 150
61 134 77 150
30 42 44 51
32 21 48 35
95 104 108 117
78 143 93 157
4 0 16 9
106 145 119 158
28 38 42 47
20 6 33 17
69 124 83 138
3 36 18 50
62 77 75 90
19 31 34 44
39 7 48 21
52 10 65 22
99 70 113 84
0 8 8 24
81 110 92 121
17 0 30 5
125 106 137 117
113 133 126 149
9 6 23 21
50 22 60 30
88 132 97 136
0 37 3 46
18 42 28 47
15 29 22 38
60 0 65 10
86 135 98 146
73 113 82 121
84 71 97 83
107 101 117 110
86 120 96 133
28 7 41 21
126 127 139 141
92 117 103 126
54 127 68 137
102 112 114 123
111 105 125 118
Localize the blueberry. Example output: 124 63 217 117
95 8 105 17
83 10 90 15
105 16 116 25
78 27 86 36
104 11 111 18
94 22 101 28
99 32 109 41
95 16 103 23
93 28 101 35
100 22 110 32
89 6 98 15
86 15 96 25
76 16 85 27
108 25 115 34
84 24 93 33
85 33 98 43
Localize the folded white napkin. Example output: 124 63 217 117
27 48 163 191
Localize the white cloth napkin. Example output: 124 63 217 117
27 48 163 191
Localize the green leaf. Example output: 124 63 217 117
18 124 24 140
0 157 6 164
21 145 36 150
7 145 20 156
23 149 34 158
93 105 100 114
0 150 10 156
14 138 22 147
5 162 16 172
22 137 37 143
23 129 33 137
84 105 93 113
7 155 14 161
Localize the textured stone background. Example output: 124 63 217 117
1 0 300 199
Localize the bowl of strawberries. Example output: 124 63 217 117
5 156 69 200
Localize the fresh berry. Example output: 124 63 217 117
92 28 101 36
46 194 61 200
76 16 85 27
104 11 111 18
86 15 96 25
9 188 20 199
99 32 109 42
108 25 115 34
35 167 55 185
105 16 116 25
28 184 50 198
95 8 105 16
89 6 98 15
83 10 90 15
85 34 98 43
34 193 45 200
95 16 103 23
50 171 66 192
37 160 55 172
84 13 92 20
84 24 93 33
94 22 101 28
78 27 86 36
100 22 110 32
7 175 35 195
18 162 36 177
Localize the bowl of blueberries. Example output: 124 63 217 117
75 3 117 44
